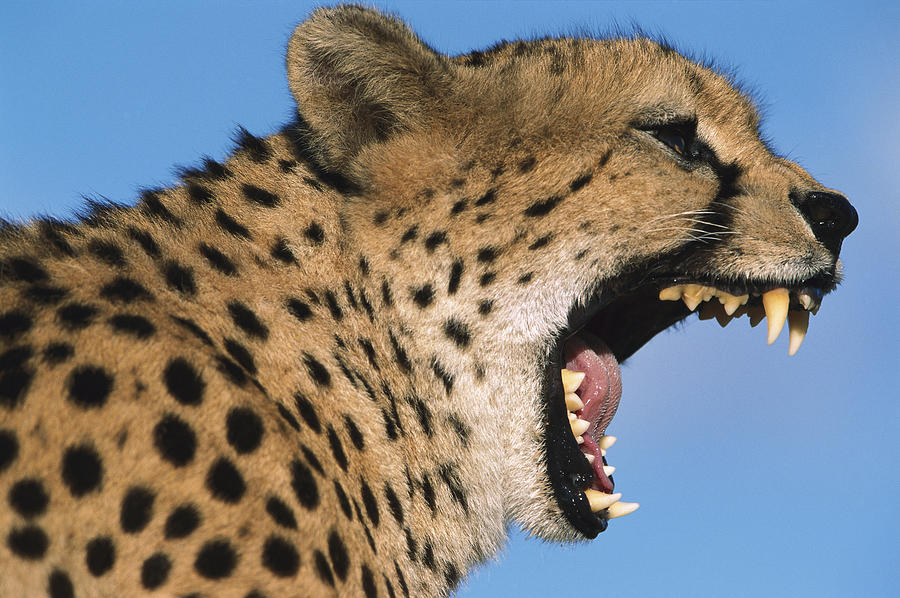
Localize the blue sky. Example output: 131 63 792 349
1 2 897 596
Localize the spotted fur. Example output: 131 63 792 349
0 6 855 597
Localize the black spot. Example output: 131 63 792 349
262 536 300 577
286 297 313 322
450 200 467 215
194 539 238 579
422 540 436 570
270 238 296 263
291 459 319 510
42 342 73 365
215 355 247 387
479 272 496 286
6 525 48 560
0 429 19 472
61 444 103 496
323 290 343 320
227 300 269 340
395 562 409 598
235 126 271 163
4 257 48 283
380 281 394 309
170 316 214 346
242 183 280 208
108 314 155 338
448 414 471 447
474 189 496 206
440 464 469 512
199 243 238 276
186 181 214 204
120 486 155 533
164 504 200 539
444 563 461 591
443 318 471 348
206 457 245 503
87 239 126 267
323 532 349 583
574 248 588 260
360 479 380 527
570 171 593 192
384 483 404 525
327 427 348 471
333 481 353 520
163 358 205 406
404 527 417 560
226 407 264 454
163 260 197 297
305 222 325 244
373 210 389 226
358 337 379 371
388 331 412 373
524 195 563 217
314 549 335 586
411 284 434 308
529 233 553 250
100 276 152 303
0 348 33 409
358 256 370 276
400 226 418 243
153 413 196 467
294 392 321 433
57 302 98 329
140 189 181 226
517 272 534 285
278 159 298 172
38 221 76 257
412 397 434 438
85 536 115 576
424 231 447 252
24 284 68 305
302 353 331 387
278 404 301 431
215 208 252 239
478 300 494 316
362 564 378 598
8 478 48 518
224 338 257 374
47 569 74 598
431 359 454 394
0 311 32 340
141 553 172 589
126 227 161 259
344 416 365 450
266 496 297 529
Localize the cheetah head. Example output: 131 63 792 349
286 7 857 542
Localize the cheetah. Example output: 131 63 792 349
0 5 857 597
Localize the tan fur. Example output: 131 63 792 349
0 6 852 597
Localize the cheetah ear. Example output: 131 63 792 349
287 6 451 173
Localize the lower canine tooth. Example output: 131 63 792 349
606 501 640 519
787 309 810 356
762 288 790 345
599 435 617 450
571 418 590 437
561 369 586 393
585 489 621 512
565 392 584 411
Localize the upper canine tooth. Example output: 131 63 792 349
565 392 584 411
787 309 810 356
571 418 590 437
599 435 617 450
585 489 621 512
561 369 586 393
606 501 640 519
659 285 685 301
762 288 790 345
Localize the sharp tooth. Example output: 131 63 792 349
797 292 814 311
719 292 749 315
584 489 621 512
561 369 586 393
700 286 715 302
658 285 684 301
762 288 790 345
682 284 705 311
748 305 765 327
568 412 576 421
600 448 606 456
585 453 596 464
565 392 584 411
787 309 810 356
603 465 616 476
570 418 590 437
599 435 617 450
606 501 640 519
576 436 584 445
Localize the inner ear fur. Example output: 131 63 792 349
287 5 453 173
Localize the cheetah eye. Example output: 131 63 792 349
655 128 687 156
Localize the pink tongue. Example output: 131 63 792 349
564 333 622 493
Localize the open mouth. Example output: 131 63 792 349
543 273 831 538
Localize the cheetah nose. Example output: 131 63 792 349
791 190 858 255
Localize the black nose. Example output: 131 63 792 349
791 190 858 254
